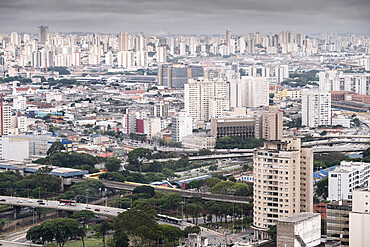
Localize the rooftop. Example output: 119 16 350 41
279 212 320 223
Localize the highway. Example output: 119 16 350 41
81 179 252 204
0 196 125 217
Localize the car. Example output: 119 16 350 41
39 202 45 205
103 208 109 212
117 211 123 214
16 200 23 203
58 203 65 206
85 206 91 209
94 208 100 212
27 200 33 203
37 200 43 203
0 199 6 202
45 203 50 206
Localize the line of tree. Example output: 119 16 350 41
215 136 263 149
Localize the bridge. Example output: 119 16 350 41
302 138 370 147
73 179 252 204
0 195 124 217
146 152 254 163
312 145 369 153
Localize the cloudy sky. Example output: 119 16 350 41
0 0 369 35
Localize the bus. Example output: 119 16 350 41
59 199 76 206
157 214 182 225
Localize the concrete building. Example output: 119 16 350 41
182 132 216 150
302 90 331 127
327 200 352 246
118 32 129 51
252 137 313 240
328 161 370 201
185 78 230 122
0 100 11 136
0 137 29 162
8 135 58 157
261 106 283 141
210 116 257 140
158 63 204 89
37 26 49 45
171 112 192 142
349 180 370 247
276 212 321 247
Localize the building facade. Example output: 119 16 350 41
158 63 204 89
327 200 352 246
328 161 370 201
252 137 313 240
302 90 331 127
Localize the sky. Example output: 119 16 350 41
0 0 369 35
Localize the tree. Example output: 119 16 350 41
105 157 122 172
47 141 66 156
127 148 151 172
183 226 201 236
72 210 95 226
132 185 155 197
98 220 112 247
114 202 158 246
158 224 182 246
267 225 277 240
27 218 79 247
76 227 87 247
316 177 328 199
112 231 129 247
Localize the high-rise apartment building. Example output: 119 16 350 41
158 63 204 89
0 100 11 136
261 106 283 141
226 30 231 46
118 32 129 51
156 46 167 64
185 78 230 122
302 90 331 127
171 112 192 142
349 180 370 247
37 26 49 45
252 137 313 240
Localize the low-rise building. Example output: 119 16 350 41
181 132 216 150
328 161 370 201
277 212 321 247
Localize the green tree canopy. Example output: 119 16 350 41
47 141 66 156
105 157 122 172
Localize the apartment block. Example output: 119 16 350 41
302 90 331 127
252 137 313 240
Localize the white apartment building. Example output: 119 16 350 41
171 112 192 142
319 70 370 95
13 95 27 111
302 90 331 127
229 76 269 109
252 138 313 240
328 161 370 201
349 180 370 247
184 78 229 122
0 103 11 136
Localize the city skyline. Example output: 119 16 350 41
0 0 369 35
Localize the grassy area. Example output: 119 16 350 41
45 238 104 247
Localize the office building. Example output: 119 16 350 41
37 26 49 45
327 200 351 246
261 106 283 141
210 116 257 140
8 135 58 157
157 63 204 89
171 112 192 142
0 137 29 162
276 213 321 247
185 78 229 122
349 180 370 247
302 90 331 127
328 161 370 201
252 137 313 240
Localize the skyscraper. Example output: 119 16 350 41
118 32 129 51
37 26 49 45
171 112 192 142
0 99 11 136
226 30 231 46
252 137 313 240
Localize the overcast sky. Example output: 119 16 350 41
0 0 369 35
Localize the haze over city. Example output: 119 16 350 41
1 0 369 34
